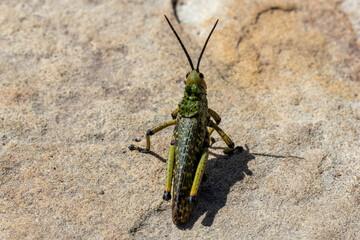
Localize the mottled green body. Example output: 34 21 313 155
128 70 238 225
128 17 239 225
172 72 209 224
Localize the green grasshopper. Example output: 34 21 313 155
129 15 241 225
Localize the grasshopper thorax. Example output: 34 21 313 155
179 70 208 118
186 70 207 90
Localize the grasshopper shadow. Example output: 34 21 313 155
178 146 255 229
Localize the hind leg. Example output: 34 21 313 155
189 147 209 204
163 136 175 201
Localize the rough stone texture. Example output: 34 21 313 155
0 0 359 239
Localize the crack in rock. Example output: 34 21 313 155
171 0 180 23
255 6 296 24
236 6 297 49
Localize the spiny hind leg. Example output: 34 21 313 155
208 120 243 154
129 119 176 152
202 130 212 182
163 136 175 201
189 147 209 204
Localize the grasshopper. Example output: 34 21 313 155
129 15 241 225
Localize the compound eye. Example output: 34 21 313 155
186 72 190 78
199 72 204 78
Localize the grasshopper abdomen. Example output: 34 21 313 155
172 115 208 224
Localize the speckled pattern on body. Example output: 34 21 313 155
171 73 209 224
128 18 238 226
172 115 208 224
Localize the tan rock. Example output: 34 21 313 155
0 0 359 239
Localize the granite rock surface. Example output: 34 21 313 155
0 0 359 239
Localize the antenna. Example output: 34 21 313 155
164 15 194 70
196 19 219 71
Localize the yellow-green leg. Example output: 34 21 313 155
189 147 209 203
171 108 179 119
163 139 175 201
208 120 241 154
208 108 221 140
208 108 221 125
129 119 176 152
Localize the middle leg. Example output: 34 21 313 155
208 108 221 137
208 120 242 154
129 119 176 152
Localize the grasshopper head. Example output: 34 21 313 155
180 70 207 117
185 70 207 90
164 15 218 90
